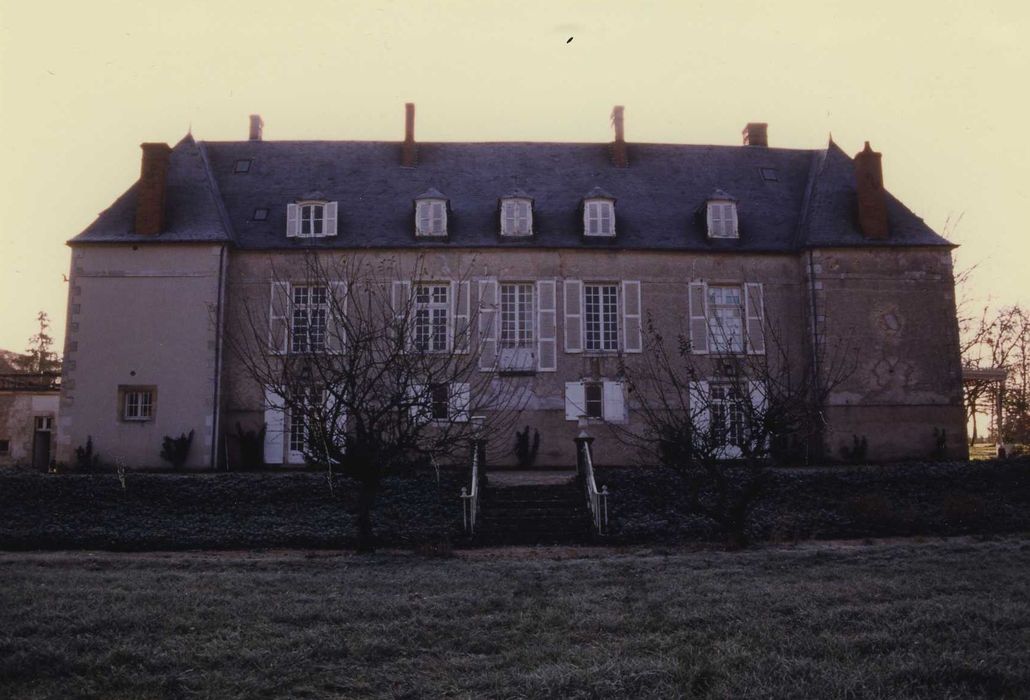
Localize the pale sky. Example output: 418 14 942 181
1 0 1028 353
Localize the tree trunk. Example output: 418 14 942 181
355 478 378 554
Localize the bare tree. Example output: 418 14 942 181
616 309 856 547
959 303 1026 443
226 253 527 552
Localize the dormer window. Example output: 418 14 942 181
500 191 533 237
286 200 338 238
583 187 616 237
415 188 448 237
705 190 739 239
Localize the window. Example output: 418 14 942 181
584 382 603 419
300 203 325 237
234 159 252 174
759 167 778 182
584 200 615 236
710 383 746 448
707 201 738 238
0 439 9 455
500 283 535 348
291 285 328 353
564 380 626 423
708 286 743 353
501 199 532 236
414 284 450 352
289 407 308 456
34 416 52 431
430 384 450 420
416 199 447 236
253 208 269 221
122 388 155 421
286 201 337 238
584 284 619 352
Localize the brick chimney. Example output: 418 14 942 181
610 105 628 167
134 143 172 235
401 102 417 167
742 122 768 147
249 114 264 141
854 141 889 239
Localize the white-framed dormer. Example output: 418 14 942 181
705 190 739 239
287 200 338 238
415 188 448 237
500 190 533 237
582 187 616 237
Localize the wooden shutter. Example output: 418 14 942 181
478 278 498 370
564 381 586 421
601 202 613 235
326 281 347 354
391 280 412 350
324 201 338 237
564 279 583 353
603 381 626 423
263 387 285 464
286 203 299 238
585 202 597 235
728 204 738 237
517 201 530 233
269 280 290 354
451 383 471 422
744 282 765 355
452 280 471 353
688 281 709 354
622 280 642 353
417 202 430 235
536 279 557 371
431 202 445 234
502 201 515 235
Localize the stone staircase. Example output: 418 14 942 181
474 477 594 546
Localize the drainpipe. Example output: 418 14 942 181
210 245 227 469
806 250 823 463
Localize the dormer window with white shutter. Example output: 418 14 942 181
583 187 616 237
415 188 448 237
705 190 739 239
500 192 533 237
286 200 338 238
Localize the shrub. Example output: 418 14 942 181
932 427 948 461
74 436 102 473
840 435 869 464
513 426 540 468
160 430 194 469
234 422 266 470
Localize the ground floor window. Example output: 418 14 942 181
120 387 155 421
710 383 746 447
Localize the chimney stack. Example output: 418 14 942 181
249 114 264 141
610 105 628 167
742 122 768 147
134 143 172 235
402 102 417 167
854 141 889 239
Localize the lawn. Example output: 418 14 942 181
1 537 1027 698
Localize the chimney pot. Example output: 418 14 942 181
610 105 628 168
249 114 264 141
854 141 889 239
742 122 768 147
402 102 417 167
134 142 172 235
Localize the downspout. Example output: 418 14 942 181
210 244 227 469
806 249 823 463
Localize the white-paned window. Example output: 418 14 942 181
584 200 615 236
584 284 619 352
430 384 450 420
122 388 155 421
500 283 535 348
584 382 603 419
300 203 325 237
710 383 746 447
291 285 328 353
501 199 532 236
416 200 447 236
708 285 743 353
414 284 450 352
707 201 738 238
289 408 307 456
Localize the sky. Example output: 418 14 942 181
1 0 1028 354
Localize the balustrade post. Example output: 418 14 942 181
574 425 594 479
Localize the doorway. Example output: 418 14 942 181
32 415 52 470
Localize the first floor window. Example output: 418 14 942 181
300 203 325 236
430 384 450 420
710 383 745 447
585 284 619 351
414 284 449 352
708 285 743 353
584 382 603 419
291 285 328 353
500 283 535 348
123 388 155 421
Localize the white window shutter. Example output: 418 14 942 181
286 203 299 238
601 203 613 234
451 383 470 422
564 381 586 421
563 279 583 353
728 204 738 237
603 381 626 423
536 279 557 371
478 278 498 370
502 201 514 235
622 280 642 353
432 202 446 234
518 201 530 233
417 202 430 235
269 280 290 354
324 201 338 237
263 388 285 464
744 282 765 355
688 281 709 354
327 281 347 354
453 280 471 354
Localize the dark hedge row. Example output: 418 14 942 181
597 459 1030 543
0 460 1026 550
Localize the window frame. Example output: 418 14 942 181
416 199 448 237
707 200 739 239
119 386 157 422
290 284 329 354
584 382 604 419
413 282 451 353
298 202 326 238
583 282 620 353
709 382 746 449
707 285 744 354
583 199 616 237
500 198 533 237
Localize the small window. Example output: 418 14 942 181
430 384 450 420
0 439 9 455
122 387 155 421
300 203 325 236
34 416 53 431
416 200 447 237
291 285 329 354
759 167 778 182
501 199 533 236
707 201 738 239
584 382 603 419
234 159 252 174
584 283 619 352
584 200 615 237
253 208 269 221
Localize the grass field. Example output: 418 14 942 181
1 537 1028 698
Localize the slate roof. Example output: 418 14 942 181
70 135 953 251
